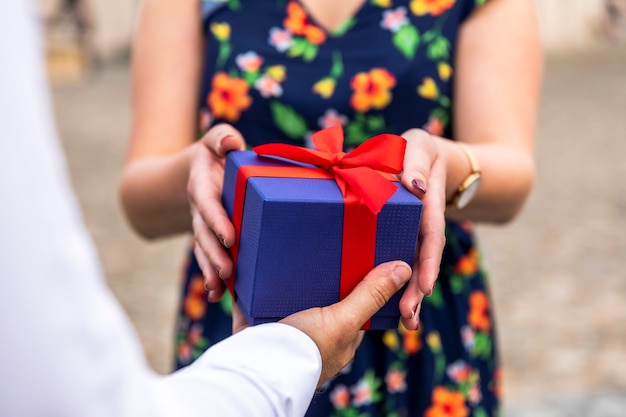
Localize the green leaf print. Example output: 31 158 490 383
270 101 308 139
344 122 367 146
242 70 261 86
216 43 231 70
330 50 344 79
474 407 489 417
362 370 384 403
427 36 451 61
393 24 420 60
472 331 493 360
227 0 241 10
422 30 436 43
331 17 357 37
425 282 444 308
331 408 367 417
302 43 319 62
365 114 385 132
450 274 465 294
344 113 390 146
220 290 233 314
288 37 309 58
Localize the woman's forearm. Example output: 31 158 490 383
440 138 535 224
120 143 198 239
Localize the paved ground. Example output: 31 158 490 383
51 45 626 414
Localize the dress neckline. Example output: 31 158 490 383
294 0 368 35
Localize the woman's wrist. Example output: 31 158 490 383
437 137 475 204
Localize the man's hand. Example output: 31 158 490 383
280 261 412 388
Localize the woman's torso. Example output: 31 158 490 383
199 0 479 147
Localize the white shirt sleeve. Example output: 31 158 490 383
0 1 321 416
158 324 321 417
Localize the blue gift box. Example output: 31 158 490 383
222 150 422 329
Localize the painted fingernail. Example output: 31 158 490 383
218 234 230 248
411 302 422 321
411 179 427 194
426 283 435 297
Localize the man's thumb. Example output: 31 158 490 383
338 261 412 325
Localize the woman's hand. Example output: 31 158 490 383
187 123 246 303
397 128 448 330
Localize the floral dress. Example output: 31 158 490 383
176 1 501 416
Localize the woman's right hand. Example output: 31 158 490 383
187 123 247 303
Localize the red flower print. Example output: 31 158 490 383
318 109 348 129
255 74 283 98
455 247 479 275
183 274 207 321
385 369 407 393
351 378 374 406
284 1 326 45
425 386 469 417
380 7 409 33
399 321 422 355
467 290 491 332
446 360 471 384
236 51 263 73
350 68 396 113
207 72 252 122
329 384 350 409
424 116 444 136
269 27 294 52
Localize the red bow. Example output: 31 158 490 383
253 125 406 214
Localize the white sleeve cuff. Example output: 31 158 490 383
156 323 322 417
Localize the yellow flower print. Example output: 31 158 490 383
210 22 231 41
312 77 336 99
382 330 400 350
266 65 286 82
372 0 393 7
426 331 442 352
418 77 439 99
438 62 453 81
410 0 455 16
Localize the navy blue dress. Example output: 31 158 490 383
175 1 501 416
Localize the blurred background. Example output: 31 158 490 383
38 0 626 415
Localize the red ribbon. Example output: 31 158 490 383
228 125 406 329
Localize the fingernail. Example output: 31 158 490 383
218 135 235 153
392 265 411 286
214 266 223 280
411 179 427 194
426 283 435 297
218 234 230 248
411 303 422 323
203 282 210 292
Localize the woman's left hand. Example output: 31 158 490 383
397 128 448 330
